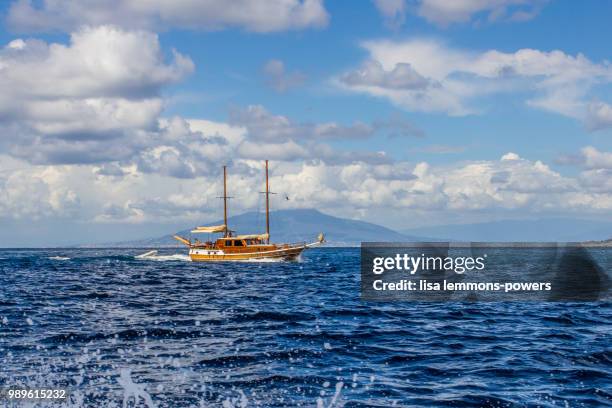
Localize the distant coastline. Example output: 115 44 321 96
580 238 612 247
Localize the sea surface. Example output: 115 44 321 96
0 248 610 407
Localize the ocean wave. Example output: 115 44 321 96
0 247 610 407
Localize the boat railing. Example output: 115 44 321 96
285 241 308 249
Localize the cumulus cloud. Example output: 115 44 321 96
2 149 610 225
132 117 245 178
262 59 307 92
556 146 612 170
238 140 310 161
0 27 192 99
340 60 432 90
7 0 329 33
581 146 612 170
338 38 612 127
586 101 612 131
170 153 611 216
0 160 80 219
0 25 194 164
405 153 610 212
229 105 298 143
578 169 612 195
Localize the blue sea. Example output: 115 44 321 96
0 248 610 407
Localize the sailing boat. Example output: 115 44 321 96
173 160 324 261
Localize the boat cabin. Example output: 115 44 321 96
191 236 272 250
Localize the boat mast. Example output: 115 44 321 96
223 165 228 237
265 160 270 244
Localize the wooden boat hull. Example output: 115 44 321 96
189 244 308 262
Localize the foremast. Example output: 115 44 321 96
223 165 228 238
265 160 270 244
214 165 232 238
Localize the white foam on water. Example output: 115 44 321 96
135 250 158 259
135 252 192 262
317 381 344 408
49 256 70 260
235 257 286 263
222 390 248 408
117 368 156 408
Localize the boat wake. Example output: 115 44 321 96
236 257 288 263
135 250 191 262
48 256 70 261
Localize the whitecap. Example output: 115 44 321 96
48 256 70 261
117 368 156 408
135 251 191 262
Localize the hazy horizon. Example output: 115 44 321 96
2 208 610 248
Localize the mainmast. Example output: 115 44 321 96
265 160 270 244
223 165 228 237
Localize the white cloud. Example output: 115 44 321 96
416 0 547 26
371 0 547 28
501 152 520 161
0 29 419 173
2 150 610 225
95 202 144 223
229 105 297 143
406 153 611 212
0 26 192 100
586 101 612 131
0 159 80 219
578 169 612 195
0 25 194 164
262 59 307 92
238 140 310 161
372 0 407 29
229 104 421 144
123 108 405 179
581 146 612 170
340 59 432 90
338 39 612 127
7 0 329 33
131 117 247 178
556 146 612 170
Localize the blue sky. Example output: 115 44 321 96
147 1 609 167
0 0 610 246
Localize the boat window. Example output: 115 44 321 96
225 240 232 246
233 240 244 246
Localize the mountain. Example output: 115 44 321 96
97 209 426 247
402 218 612 242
